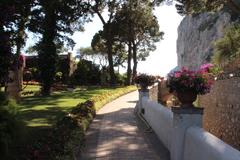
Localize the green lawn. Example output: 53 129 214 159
19 85 136 127
11 85 136 159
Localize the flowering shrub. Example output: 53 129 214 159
134 74 156 87
199 63 214 73
167 66 214 95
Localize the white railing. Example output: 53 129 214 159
184 127 240 160
138 90 240 160
142 97 173 149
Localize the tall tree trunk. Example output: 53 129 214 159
95 9 116 85
106 38 116 85
126 40 132 85
15 17 27 93
39 4 57 95
15 20 26 56
132 40 137 84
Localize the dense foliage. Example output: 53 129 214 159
212 24 240 66
79 47 108 69
0 92 23 159
71 60 101 85
0 0 35 93
175 0 227 15
0 32 13 87
113 1 163 84
28 0 91 95
88 0 124 85
1 0 166 93
0 1 15 87
175 0 240 16
86 0 163 85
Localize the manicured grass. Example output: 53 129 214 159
19 85 136 127
13 85 136 159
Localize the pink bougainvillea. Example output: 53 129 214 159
167 65 214 95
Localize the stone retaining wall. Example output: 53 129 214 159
199 75 240 150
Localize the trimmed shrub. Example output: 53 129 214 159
26 100 95 160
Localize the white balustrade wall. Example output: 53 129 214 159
183 127 240 160
142 97 173 150
139 91 240 160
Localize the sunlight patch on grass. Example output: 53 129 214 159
26 118 52 127
19 86 136 127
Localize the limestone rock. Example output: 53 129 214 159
177 11 232 70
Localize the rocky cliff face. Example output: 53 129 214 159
177 11 232 70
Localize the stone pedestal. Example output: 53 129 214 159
170 107 204 160
138 89 149 114
7 70 21 101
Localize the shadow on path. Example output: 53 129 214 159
81 92 170 160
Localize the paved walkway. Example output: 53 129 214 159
80 91 170 160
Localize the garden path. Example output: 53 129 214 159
80 91 170 160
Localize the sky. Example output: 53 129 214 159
71 4 183 77
25 4 183 77
138 5 183 76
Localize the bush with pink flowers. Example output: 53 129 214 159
167 65 214 95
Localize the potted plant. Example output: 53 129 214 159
134 74 156 91
167 66 214 108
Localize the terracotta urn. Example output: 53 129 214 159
139 83 148 91
176 91 197 108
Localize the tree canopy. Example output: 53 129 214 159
28 0 91 95
0 0 17 86
113 0 163 84
79 47 109 68
1 0 167 93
